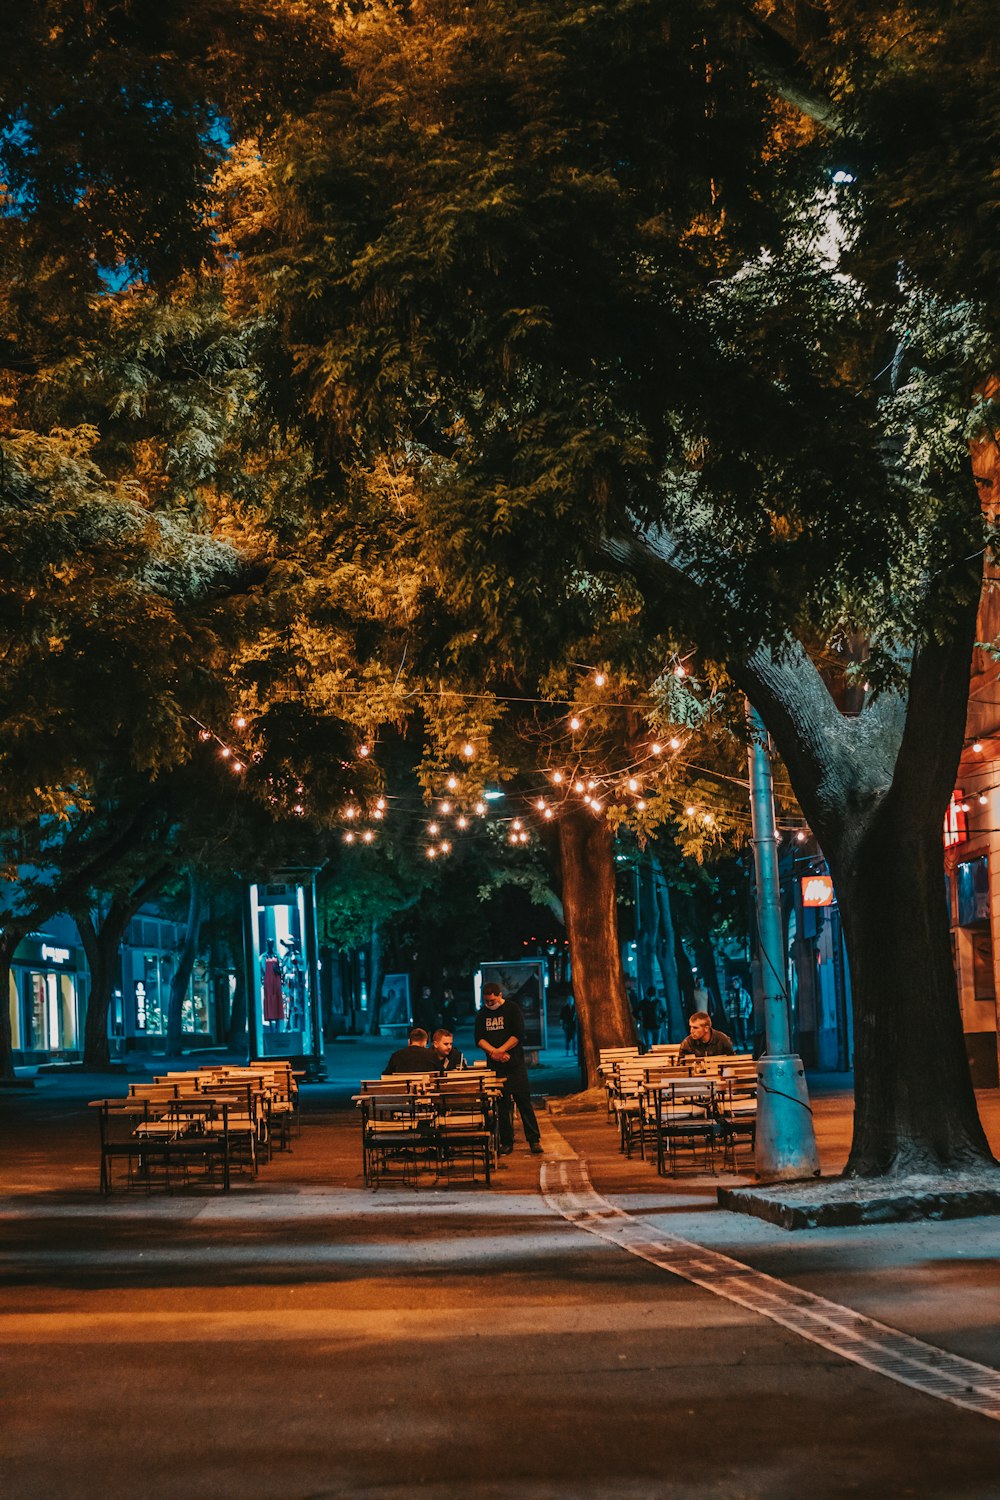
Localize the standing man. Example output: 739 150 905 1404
429 1027 466 1072
475 981 543 1155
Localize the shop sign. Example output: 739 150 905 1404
801 875 834 907
40 944 71 964
135 980 148 1031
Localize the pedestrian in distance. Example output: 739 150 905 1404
475 981 543 1155
383 1026 438 1074
639 988 662 1052
559 997 577 1056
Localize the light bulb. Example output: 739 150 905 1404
447 775 458 790
594 672 606 687
373 808 384 820
544 808 554 819
428 822 439 835
358 744 370 757
376 797 386 810
427 847 437 858
685 805 696 817
627 778 638 792
651 743 662 755
198 730 211 742
475 801 486 815
512 819 522 831
344 831 355 844
574 780 585 793
536 799 546 811
457 815 468 829
440 801 452 814
974 741 984 754
345 806 357 819
552 771 564 784
440 841 451 854
233 762 245 773
220 746 232 759
636 800 646 811
462 743 475 759
363 830 374 842
234 716 247 730
569 716 581 731
674 664 686 678
669 737 681 750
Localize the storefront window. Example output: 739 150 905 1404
245 878 318 1060
182 960 211 1033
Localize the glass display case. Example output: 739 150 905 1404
243 871 324 1075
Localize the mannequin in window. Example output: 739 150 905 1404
262 941 285 1026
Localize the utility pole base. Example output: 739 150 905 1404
754 1055 820 1181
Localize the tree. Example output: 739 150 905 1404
225 0 999 1179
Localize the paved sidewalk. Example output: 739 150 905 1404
2 1048 1000 1498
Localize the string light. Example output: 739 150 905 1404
428 821 440 835
627 777 639 792
685 805 696 817
440 840 451 854
462 743 475 759
344 831 355 843
636 800 646 811
574 780 585 793
233 762 245 773
220 747 232 759
535 799 546 811
363 830 375 842
344 806 357 819
376 797 386 810
651 743 662 755
512 819 522 831
669 737 681 750
427 846 437 858
974 741 984 754
198 729 211 742
543 807 554 819
358 744 370 757
373 808 384 820
594 672 606 687
457 815 468 829
674 665 686 678
552 771 564 784
446 775 458 790
569 716 581 731
475 800 486 814
234 716 247 730
440 800 452 814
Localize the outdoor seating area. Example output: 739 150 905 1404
91 1062 302 1194
599 1046 758 1175
355 1065 505 1188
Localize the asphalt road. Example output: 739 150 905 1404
2 1042 999 1499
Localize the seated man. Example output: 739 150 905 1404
678 1010 734 1060
383 1026 437 1074
429 1027 466 1072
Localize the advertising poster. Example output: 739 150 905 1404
476 960 547 1051
380 973 411 1032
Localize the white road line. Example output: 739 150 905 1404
539 1144 1000 1424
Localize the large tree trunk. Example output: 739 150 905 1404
828 797 993 1175
558 805 635 1085
166 874 204 1055
0 926 26 1081
741 594 996 1178
365 922 385 1036
77 911 121 1070
607 523 997 1180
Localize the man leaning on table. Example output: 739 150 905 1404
677 1010 735 1060
429 1027 467 1072
475 982 543 1155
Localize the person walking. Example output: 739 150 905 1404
475 981 543 1155
559 997 577 1056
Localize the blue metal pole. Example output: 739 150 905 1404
746 703 820 1180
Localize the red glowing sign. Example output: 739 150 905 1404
801 875 834 908
944 790 968 849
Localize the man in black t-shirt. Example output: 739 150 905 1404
384 1026 438 1074
474 982 543 1155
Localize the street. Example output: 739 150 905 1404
2 1038 1000 1499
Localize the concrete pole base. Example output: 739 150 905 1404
754 1054 820 1181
